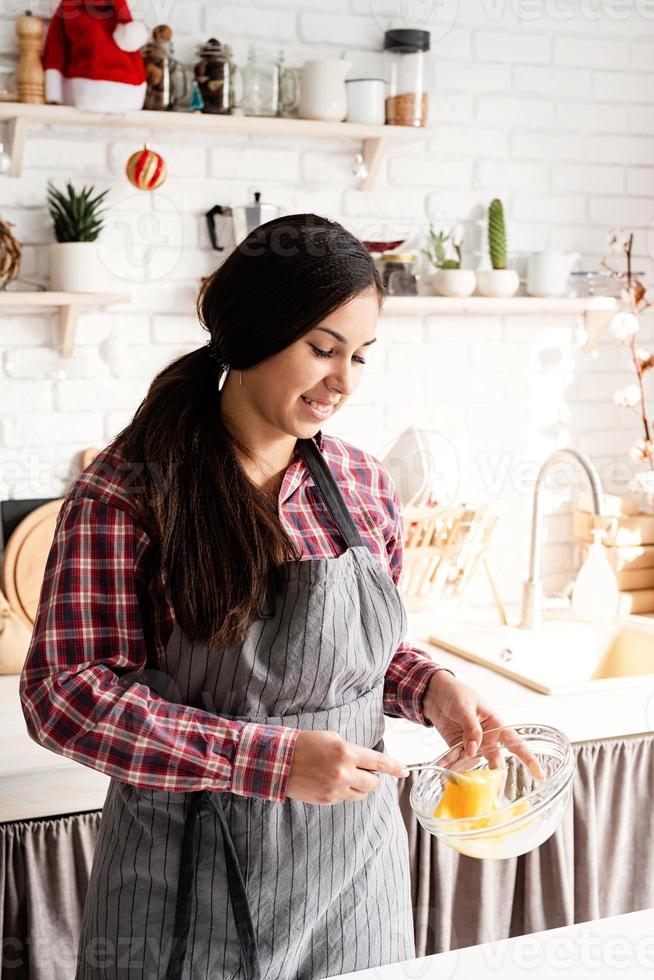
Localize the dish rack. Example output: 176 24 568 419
400 500 500 611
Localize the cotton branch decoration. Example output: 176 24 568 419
603 228 654 500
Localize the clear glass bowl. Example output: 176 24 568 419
409 724 575 860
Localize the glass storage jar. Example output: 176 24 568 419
383 29 430 127
381 251 418 295
141 25 188 111
194 38 234 114
239 46 283 117
0 61 17 101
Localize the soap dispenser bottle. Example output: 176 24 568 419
571 528 620 623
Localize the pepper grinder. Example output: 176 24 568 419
16 10 45 104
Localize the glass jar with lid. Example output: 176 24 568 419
193 38 234 114
383 29 430 127
381 251 418 295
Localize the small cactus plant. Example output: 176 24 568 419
488 198 507 270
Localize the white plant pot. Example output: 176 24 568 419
475 269 520 297
49 241 109 293
434 268 477 297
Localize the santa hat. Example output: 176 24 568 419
112 0 148 52
43 1 147 112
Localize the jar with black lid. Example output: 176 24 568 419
383 29 430 127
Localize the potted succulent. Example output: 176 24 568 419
47 180 110 292
476 198 520 297
421 225 476 297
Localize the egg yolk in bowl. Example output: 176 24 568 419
433 768 533 838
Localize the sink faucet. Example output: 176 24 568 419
520 448 605 630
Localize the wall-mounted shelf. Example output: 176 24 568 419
0 290 129 357
0 102 427 188
0 291 618 360
381 294 618 347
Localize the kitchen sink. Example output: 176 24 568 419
427 615 654 695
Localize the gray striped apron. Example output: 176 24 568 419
75 436 415 979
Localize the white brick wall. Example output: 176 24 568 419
2 0 654 610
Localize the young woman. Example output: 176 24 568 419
20 214 537 979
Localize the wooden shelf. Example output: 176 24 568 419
0 290 129 357
381 294 618 346
381 295 617 315
0 291 618 360
0 102 427 188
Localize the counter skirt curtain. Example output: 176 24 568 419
398 733 654 955
1 734 653 978
0 810 101 980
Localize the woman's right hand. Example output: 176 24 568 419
285 730 410 804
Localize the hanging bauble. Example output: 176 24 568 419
125 143 167 190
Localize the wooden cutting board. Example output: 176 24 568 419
1 499 64 627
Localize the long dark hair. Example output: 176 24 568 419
106 214 384 651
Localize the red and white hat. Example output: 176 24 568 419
112 0 149 52
43 0 148 112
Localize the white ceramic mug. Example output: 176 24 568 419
345 78 385 125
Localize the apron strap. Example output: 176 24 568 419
164 791 204 980
205 792 262 980
165 791 262 980
296 437 364 550
258 438 364 621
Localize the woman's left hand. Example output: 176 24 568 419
422 669 544 779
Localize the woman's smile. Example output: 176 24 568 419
300 394 337 419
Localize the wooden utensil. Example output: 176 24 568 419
16 12 45 104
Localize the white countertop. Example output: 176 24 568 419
2 605 653 823
338 907 654 979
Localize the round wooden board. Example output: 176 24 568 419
1 499 64 627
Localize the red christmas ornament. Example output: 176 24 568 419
125 144 167 190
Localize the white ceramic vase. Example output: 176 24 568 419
434 268 477 297
299 59 351 121
49 242 109 292
475 269 520 297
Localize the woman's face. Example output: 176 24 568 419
244 286 380 438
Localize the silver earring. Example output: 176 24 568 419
239 371 243 387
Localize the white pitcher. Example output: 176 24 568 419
526 250 581 297
299 58 351 121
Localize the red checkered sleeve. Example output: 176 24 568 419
380 473 454 728
19 497 299 803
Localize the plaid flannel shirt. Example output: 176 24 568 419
20 430 449 804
